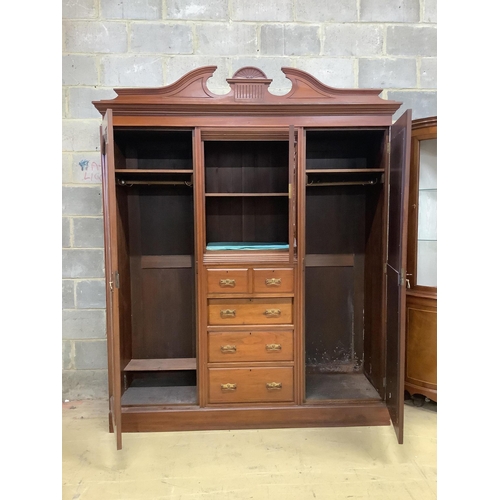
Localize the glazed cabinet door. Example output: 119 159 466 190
386 110 412 444
101 109 123 450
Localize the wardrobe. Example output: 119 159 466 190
93 66 411 449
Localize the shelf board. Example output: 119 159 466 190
204 251 292 265
141 255 193 269
208 292 295 299
115 169 193 174
305 169 385 174
305 253 354 267
305 373 382 401
124 358 196 372
121 386 197 406
205 192 288 197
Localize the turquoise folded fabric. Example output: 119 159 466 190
206 242 289 251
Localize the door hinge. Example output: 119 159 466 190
384 263 387 274
399 268 406 287
386 142 390 155
110 271 120 291
383 377 386 388
288 183 292 199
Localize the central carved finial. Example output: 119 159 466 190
227 67 273 101
232 67 268 79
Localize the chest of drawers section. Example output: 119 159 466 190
205 266 295 405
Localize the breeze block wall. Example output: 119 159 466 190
62 0 437 399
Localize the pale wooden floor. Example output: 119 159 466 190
62 399 436 500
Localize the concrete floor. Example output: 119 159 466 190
62 399 436 499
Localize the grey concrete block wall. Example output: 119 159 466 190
62 0 437 400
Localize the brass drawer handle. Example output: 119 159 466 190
220 345 237 353
219 279 236 288
265 278 282 287
264 309 281 317
266 343 282 352
221 383 237 391
220 309 236 318
266 382 282 390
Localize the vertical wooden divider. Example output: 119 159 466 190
194 127 207 407
295 127 305 405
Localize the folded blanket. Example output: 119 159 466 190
206 242 289 251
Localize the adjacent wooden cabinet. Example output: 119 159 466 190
93 66 411 449
405 117 437 403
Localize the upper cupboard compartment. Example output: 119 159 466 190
204 140 289 195
306 130 386 170
113 129 193 171
305 129 387 187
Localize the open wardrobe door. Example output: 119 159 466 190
386 110 412 444
101 109 123 450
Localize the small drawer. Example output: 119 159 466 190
208 298 293 325
253 268 294 293
208 331 294 363
208 367 294 403
207 268 249 294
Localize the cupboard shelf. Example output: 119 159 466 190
124 358 196 372
121 386 197 406
115 169 193 174
305 169 385 174
205 192 288 197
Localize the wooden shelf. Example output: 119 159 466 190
121 386 197 406
306 169 384 174
115 169 193 174
124 358 196 372
205 192 288 197
305 373 382 401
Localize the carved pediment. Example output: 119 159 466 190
113 66 218 99
281 67 382 100
93 65 401 116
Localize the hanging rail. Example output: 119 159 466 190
306 178 379 187
116 178 193 187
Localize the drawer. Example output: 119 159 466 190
208 298 293 325
253 268 294 293
208 367 294 403
208 331 294 362
207 268 249 294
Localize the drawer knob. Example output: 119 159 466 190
221 383 237 391
219 279 236 288
264 309 281 317
265 278 282 287
220 345 237 353
266 343 282 352
220 309 236 318
266 382 282 390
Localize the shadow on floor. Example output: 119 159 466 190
404 392 437 412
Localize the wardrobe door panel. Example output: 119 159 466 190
386 110 412 444
101 109 123 450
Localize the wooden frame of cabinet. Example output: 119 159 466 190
94 66 411 450
405 117 437 403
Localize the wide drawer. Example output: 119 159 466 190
208 331 293 362
207 268 249 293
208 298 293 325
253 268 294 293
208 367 294 403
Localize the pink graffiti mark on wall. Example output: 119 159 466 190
79 160 102 183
